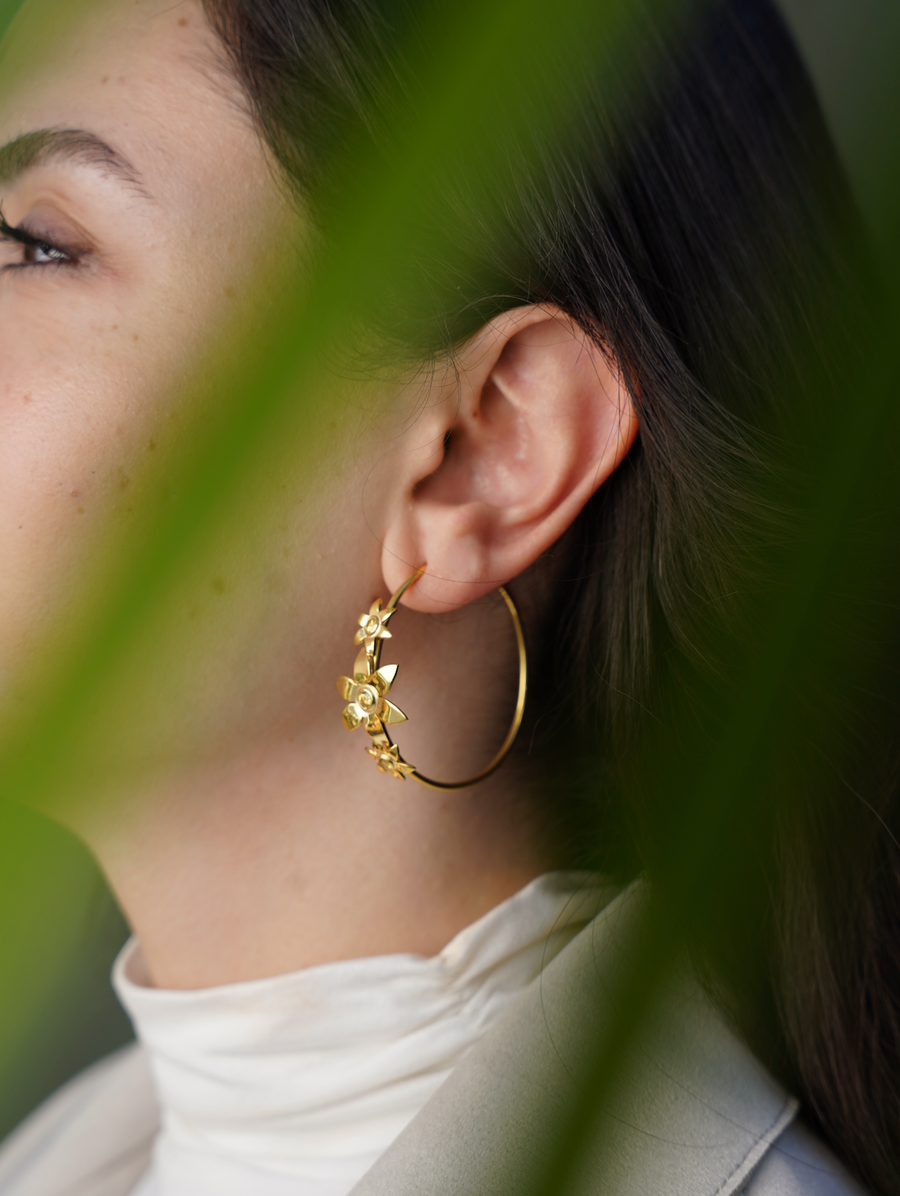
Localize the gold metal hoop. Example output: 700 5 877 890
336 566 527 791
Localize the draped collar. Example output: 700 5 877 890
114 872 617 1196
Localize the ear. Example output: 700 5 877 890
381 305 637 611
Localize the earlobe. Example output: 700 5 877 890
382 306 637 612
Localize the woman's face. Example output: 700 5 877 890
0 0 295 662
0 0 415 815
0 0 519 821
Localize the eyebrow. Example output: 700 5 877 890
0 128 147 195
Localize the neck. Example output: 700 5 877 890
58 569 557 990
79 738 554 989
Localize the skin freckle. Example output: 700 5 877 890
100 75 109 84
212 578 227 595
223 287 236 299
147 439 157 452
133 333 140 342
178 17 188 26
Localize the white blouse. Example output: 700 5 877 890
114 871 614 1196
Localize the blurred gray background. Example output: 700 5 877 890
0 0 897 1144
780 0 900 274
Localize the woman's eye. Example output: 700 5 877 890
22 240 70 265
0 215 79 270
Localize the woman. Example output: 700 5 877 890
0 0 894 1192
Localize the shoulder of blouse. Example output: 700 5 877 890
349 882 872 1196
0 1041 156 1196
741 1122 870 1196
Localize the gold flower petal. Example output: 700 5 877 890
342 705 362 730
367 742 411 779
379 699 408 725
337 675 354 701
375 663 398 692
387 753 414 779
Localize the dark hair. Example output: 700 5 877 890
202 0 899 1190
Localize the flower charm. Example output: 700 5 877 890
336 661 407 731
366 737 415 780
354 599 396 649
339 590 416 780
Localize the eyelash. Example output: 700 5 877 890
0 208 79 270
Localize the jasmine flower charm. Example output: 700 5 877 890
336 661 407 731
366 734 416 780
353 599 396 649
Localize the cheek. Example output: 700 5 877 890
0 287 194 660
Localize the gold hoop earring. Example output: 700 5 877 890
336 566 527 791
